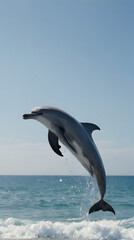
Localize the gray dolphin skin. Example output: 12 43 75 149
23 106 115 215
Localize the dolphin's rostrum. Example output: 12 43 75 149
23 106 115 215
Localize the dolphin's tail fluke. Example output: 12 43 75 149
89 199 115 215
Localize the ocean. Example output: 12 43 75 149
0 175 133 239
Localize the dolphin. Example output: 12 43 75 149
23 106 115 215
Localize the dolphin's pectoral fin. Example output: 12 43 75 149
58 127 76 154
48 130 63 157
81 122 100 135
89 199 115 215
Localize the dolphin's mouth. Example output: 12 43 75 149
23 112 43 119
23 114 32 119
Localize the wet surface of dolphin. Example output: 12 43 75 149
23 106 115 215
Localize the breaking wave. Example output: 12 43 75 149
0 217 133 239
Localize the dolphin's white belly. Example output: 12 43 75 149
71 141 94 177
69 140 106 198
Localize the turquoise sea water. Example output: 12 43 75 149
0 175 133 239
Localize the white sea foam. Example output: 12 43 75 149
0 218 134 239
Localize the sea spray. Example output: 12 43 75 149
0 218 133 239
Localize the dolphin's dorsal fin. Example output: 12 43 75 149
81 122 100 135
48 130 63 157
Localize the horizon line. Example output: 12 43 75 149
0 174 133 177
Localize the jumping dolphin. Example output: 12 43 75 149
23 106 115 215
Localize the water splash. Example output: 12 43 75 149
0 217 133 239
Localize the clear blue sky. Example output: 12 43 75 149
0 0 133 175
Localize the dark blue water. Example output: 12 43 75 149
0 175 133 239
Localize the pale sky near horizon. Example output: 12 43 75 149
0 0 133 175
